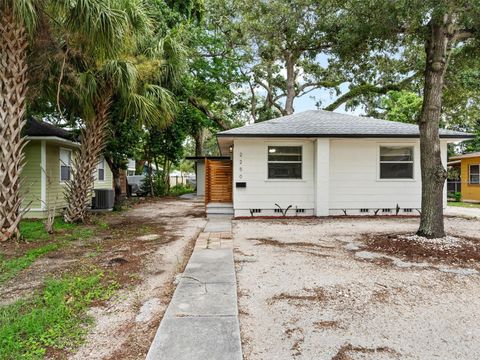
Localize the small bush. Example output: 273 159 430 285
454 192 462 202
169 184 194 196
140 173 167 197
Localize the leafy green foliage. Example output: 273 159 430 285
0 272 117 359
169 184 194 196
140 173 167 196
381 91 422 124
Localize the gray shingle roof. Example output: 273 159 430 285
24 117 76 141
217 110 473 139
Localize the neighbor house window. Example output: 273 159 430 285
97 157 105 181
470 165 480 184
379 146 414 179
267 146 302 179
60 148 72 182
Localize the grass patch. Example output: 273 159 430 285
20 218 75 242
1 220 95 285
0 271 117 359
448 201 480 209
0 243 62 285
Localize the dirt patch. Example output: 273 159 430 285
103 226 198 360
313 320 340 329
269 287 325 307
248 237 332 249
248 237 331 258
362 233 480 268
331 344 398 360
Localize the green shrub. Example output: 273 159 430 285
140 173 167 197
169 184 194 196
454 192 462 202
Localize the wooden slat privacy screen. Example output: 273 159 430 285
205 159 233 204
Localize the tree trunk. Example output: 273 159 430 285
105 156 124 209
417 16 450 238
284 52 296 115
0 10 28 241
194 128 204 156
64 96 111 223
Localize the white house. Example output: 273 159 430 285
208 110 472 217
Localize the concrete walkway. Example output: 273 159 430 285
445 205 480 219
146 216 242 360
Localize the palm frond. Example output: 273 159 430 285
1 0 37 33
144 84 178 123
147 30 189 89
101 59 138 95
55 0 129 59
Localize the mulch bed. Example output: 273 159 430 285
362 233 480 268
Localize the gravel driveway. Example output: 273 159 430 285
234 217 480 360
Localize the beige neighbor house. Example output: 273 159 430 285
206 110 473 218
21 118 114 218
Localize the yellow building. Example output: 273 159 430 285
448 152 480 203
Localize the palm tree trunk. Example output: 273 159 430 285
0 10 29 241
417 16 450 238
64 96 111 223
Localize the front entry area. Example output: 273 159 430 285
205 159 233 217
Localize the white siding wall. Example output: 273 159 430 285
233 139 315 217
329 139 422 214
233 137 450 217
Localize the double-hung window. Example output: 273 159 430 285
60 148 72 182
267 146 302 179
379 146 414 179
97 157 105 181
470 165 480 184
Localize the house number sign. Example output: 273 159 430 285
238 152 243 179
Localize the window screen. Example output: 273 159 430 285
60 149 71 182
470 165 480 184
267 146 302 179
379 146 414 179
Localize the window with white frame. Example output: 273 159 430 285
267 146 302 179
60 148 72 182
97 157 105 181
470 165 480 184
379 146 414 179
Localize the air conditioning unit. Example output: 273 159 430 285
92 189 114 210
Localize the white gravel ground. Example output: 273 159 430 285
233 216 480 360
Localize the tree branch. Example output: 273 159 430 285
324 73 418 111
188 97 230 130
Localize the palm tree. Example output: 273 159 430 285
0 0 151 238
0 1 36 241
63 58 177 222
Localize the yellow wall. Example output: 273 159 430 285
46 143 76 211
461 157 480 202
93 157 113 190
21 141 42 210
